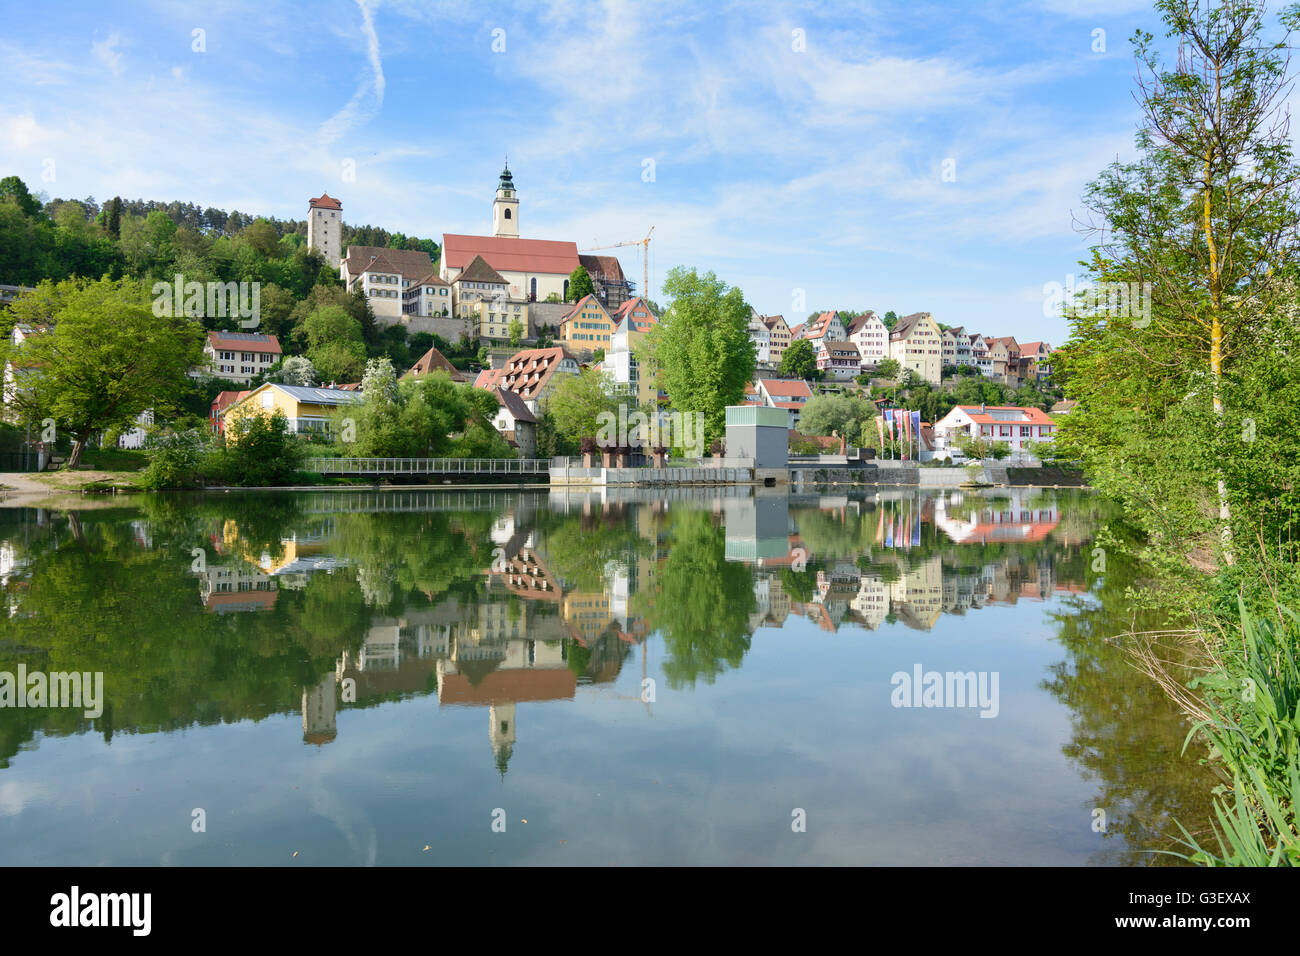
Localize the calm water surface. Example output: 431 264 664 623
0 487 1214 865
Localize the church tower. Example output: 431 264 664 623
492 162 519 238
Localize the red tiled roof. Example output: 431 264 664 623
406 346 467 382
438 667 575 705
578 254 626 282
560 294 608 325
443 234 580 276
309 193 342 210
955 405 1055 426
611 297 658 327
453 254 508 285
479 346 579 402
801 310 839 339
206 331 281 354
759 378 813 398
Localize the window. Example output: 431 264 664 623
504 209 512 219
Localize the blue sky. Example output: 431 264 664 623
0 0 1199 342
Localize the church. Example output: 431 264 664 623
319 164 633 341
440 163 631 308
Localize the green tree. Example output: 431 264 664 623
1055 0 1300 587
3 278 204 466
508 318 524 348
875 357 901 380
567 265 595 302
779 338 817 379
303 306 367 383
638 266 756 445
548 366 619 450
0 175 44 218
797 392 877 445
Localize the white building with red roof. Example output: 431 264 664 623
203 331 282 384
934 404 1057 457
796 310 847 349
474 346 581 413
754 378 815 427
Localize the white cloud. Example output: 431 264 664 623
92 32 124 76
317 0 386 148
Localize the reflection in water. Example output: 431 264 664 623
0 487 1215 864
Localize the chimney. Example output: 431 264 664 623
980 402 985 414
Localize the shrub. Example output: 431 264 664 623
141 430 207 490
203 411 307 486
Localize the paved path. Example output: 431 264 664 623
0 472 52 497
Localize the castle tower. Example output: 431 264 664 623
307 193 342 268
302 674 338 746
489 702 516 776
492 162 519 239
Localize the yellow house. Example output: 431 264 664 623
222 383 364 438
887 312 944 385
559 294 615 351
468 297 530 343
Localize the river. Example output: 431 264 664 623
0 486 1215 865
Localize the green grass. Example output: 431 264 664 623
1170 600 1300 866
75 447 150 472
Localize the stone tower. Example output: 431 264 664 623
492 162 519 239
307 193 342 268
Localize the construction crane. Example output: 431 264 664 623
581 226 654 301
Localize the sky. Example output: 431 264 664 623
0 0 1242 343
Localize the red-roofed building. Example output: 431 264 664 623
796 310 847 348
405 345 468 383
210 390 250 434
755 378 814 426
475 346 580 413
203 331 282 384
934 405 1057 457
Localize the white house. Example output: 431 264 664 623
815 340 862 380
749 309 772 365
846 312 889 367
934 404 1057 459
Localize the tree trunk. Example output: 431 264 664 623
66 434 89 469
1204 145 1233 565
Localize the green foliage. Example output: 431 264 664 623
874 357 901 380
567 265 595 302
639 266 757 445
634 508 756 688
303 306 367 383
779 338 817 379
141 430 207 490
3 277 204 465
548 366 618 451
1173 601 1300 866
339 370 513 459
205 410 307 486
796 392 876 445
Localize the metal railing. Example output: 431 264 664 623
307 457 550 476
